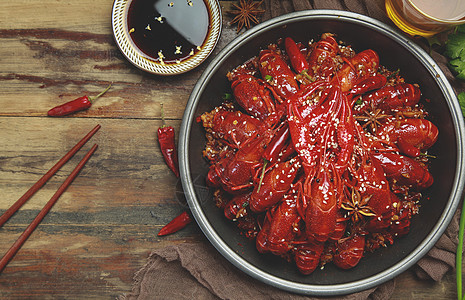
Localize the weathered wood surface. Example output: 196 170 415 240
0 1 459 299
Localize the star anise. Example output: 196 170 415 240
341 188 377 223
228 0 265 33
354 101 390 134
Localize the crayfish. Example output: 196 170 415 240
200 33 438 275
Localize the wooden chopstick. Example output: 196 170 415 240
0 124 101 228
0 143 98 273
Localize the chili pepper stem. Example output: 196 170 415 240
457 195 465 300
301 69 314 82
88 84 112 102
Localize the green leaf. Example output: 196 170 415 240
456 24 465 34
445 25 465 82
265 75 273 81
457 72 465 82
449 58 465 78
457 92 465 117
445 33 465 59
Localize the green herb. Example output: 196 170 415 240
444 24 465 300
223 93 233 100
355 96 363 106
419 152 437 159
386 69 400 80
445 25 465 81
265 75 273 81
458 92 465 117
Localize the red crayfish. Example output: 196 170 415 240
201 33 438 275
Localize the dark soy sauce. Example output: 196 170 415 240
127 0 210 64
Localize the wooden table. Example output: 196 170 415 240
0 1 459 298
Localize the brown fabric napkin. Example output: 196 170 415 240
119 241 395 300
120 0 465 299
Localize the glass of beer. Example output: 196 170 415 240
385 0 465 37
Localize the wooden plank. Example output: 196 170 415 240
0 227 204 298
391 271 457 299
0 117 184 210
0 1 114 31
0 117 202 298
0 36 197 118
0 0 235 119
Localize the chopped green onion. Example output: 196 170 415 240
420 152 437 159
387 69 400 79
223 93 232 100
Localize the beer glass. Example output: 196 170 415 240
385 0 465 37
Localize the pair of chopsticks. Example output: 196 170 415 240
0 124 101 273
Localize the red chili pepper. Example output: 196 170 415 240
263 124 290 164
47 84 111 117
284 37 309 74
157 103 180 178
257 124 290 193
157 211 193 236
349 74 387 96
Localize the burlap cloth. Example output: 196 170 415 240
119 0 465 299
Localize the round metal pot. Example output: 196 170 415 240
179 10 465 296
